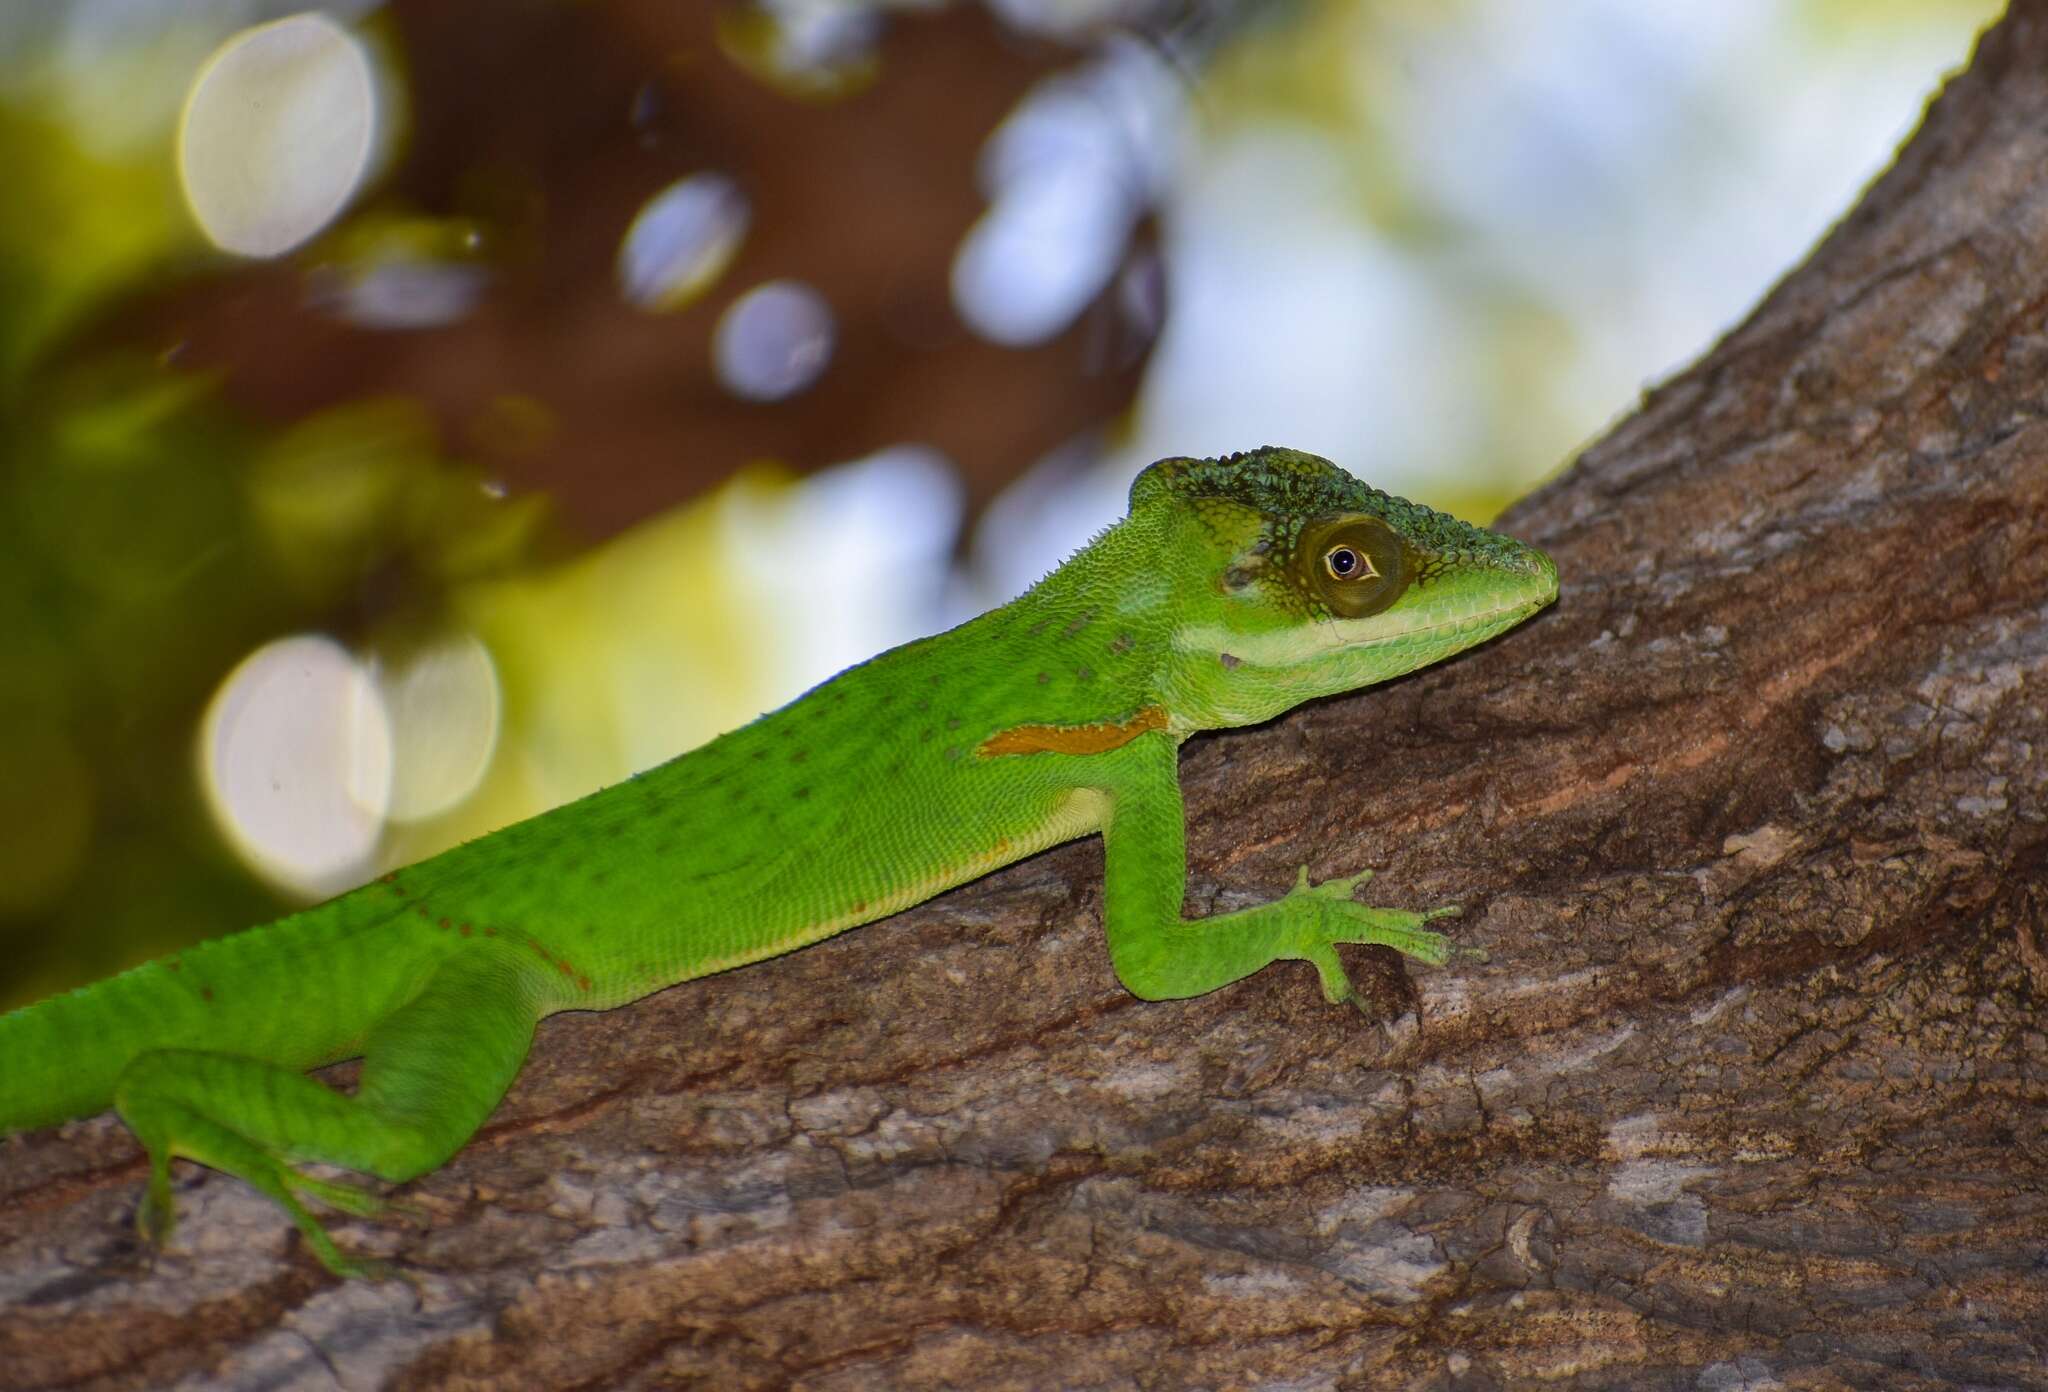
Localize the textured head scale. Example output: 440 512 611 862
1131 446 1539 580
1133 446 1377 515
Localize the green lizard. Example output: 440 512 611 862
0 447 1556 1277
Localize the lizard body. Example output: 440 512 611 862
0 447 1556 1275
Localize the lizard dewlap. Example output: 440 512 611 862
0 446 1557 1277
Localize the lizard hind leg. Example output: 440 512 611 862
123 1089 388 1277
112 944 547 1278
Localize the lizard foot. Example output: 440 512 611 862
1285 865 1483 1005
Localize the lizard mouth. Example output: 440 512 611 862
1332 592 1553 651
1173 596 1546 668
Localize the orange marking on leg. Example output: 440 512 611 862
978 704 1169 758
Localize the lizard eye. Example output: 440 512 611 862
1323 546 1373 581
1299 515 1412 618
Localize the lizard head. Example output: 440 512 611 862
1129 447 1557 730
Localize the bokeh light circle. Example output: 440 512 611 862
619 173 750 311
713 279 835 401
178 12 377 258
377 632 502 822
200 634 392 897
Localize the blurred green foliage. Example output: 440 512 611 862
0 98 551 1007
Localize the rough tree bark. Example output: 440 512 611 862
4 7 2046 1391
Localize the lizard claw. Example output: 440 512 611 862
1290 865 1376 900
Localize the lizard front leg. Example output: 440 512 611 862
1082 735 1467 1010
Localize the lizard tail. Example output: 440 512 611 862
0 966 173 1132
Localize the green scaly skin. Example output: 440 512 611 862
0 447 1557 1277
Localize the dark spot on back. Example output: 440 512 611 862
1220 652 1243 669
